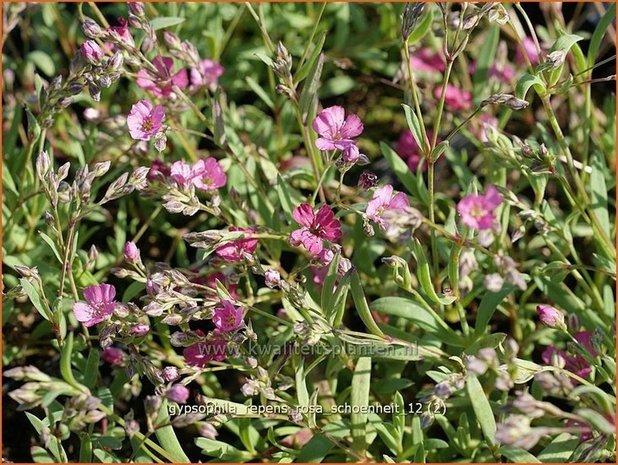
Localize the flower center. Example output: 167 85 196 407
141 117 154 133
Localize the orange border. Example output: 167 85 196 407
0 1 616 464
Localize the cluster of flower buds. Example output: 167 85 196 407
483 253 527 292
273 42 296 100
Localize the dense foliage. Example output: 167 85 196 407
2 2 616 463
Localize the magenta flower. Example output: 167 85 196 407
136 56 189 97
215 227 259 262
395 130 431 172
167 384 190 404
312 106 363 151
457 185 502 230
536 304 566 330
127 100 165 141
366 185 410 229
147 159 170 181
191 158 227 191
409 48 445 73
124 241 140 263
190 59 224 89
290 204 342 256
80 40 104 65
101 347 125 365
212 301 243 332
108 18 134 47
183 333 228 367
311 248 335 286
542 331 597 380
434 84 472 112
73 283 117 327
516 37 542 66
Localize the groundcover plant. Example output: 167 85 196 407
2 1 616 463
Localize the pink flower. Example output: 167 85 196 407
311 248 335 285
457 185 502 230
215 227 259 262
212 301 243 332
409 48 445 73
183 333 228 367
312 106 363 151
434 84 472 112
191 158 227 191
190 59 224 89
169 159 227 191
167 384 190 404
516 37 541 66
80 40 104 64
127 100 165 141
290 204 342 256
541 331 595 381
136 56 188 97
124 241 140 263
170 161 193 186
73 283 116 327
536 304 566 330
101 347 125 365
108 18 134 47
366 185 410 229
395 130 429 172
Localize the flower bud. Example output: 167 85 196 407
36 151 51 179
130 323 149 336
167 384 190 404
124 241 141 264
358 171 378 189
536 304 566 330
128 2 145 16
161 366 179 382
80 40 104 65
82 18 103 38
264 269 281 288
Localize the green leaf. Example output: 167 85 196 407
195 437 252 461
245 76 274 109
587 4 616 68
549 33 583 55
465 333 506 355
31 446 55 463
500 446 541 463
350 270 384 337
351 357 371 453
402 104 425 153
27 51 55 76
299 52 324 123
466 375 496 448
39 232 63 263
412 238 453 305
82 348 100 389
516 73 546 99
296 31 327 83
474 286 514 335
156 400 191 462
19 278 50 321
60 333 86 391
406 6 433 45
590 150 611 238
296 434 334 462
537 433 579 462
370 296 464 346
473 25 500 100
380 142 421 198
150 16 186 30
